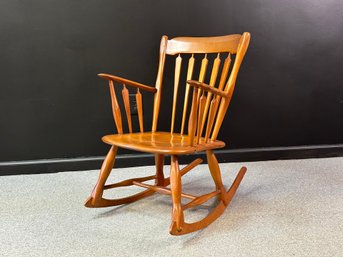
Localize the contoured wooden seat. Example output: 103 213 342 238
85 33 251 235
102 132 225 154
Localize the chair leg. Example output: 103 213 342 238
169 155 184 232
170 150 247 235
206 150 230 205
85 146 155 208
85 148 246 235
85 146 117 207
207 150 247 206
155 154 165 186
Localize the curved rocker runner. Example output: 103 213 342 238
85 33 251 235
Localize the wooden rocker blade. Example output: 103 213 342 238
169 166 247 235
223 166 247 205
84 188 155 208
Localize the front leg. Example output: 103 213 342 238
85 146 117 207
169 155 184 233
85 146 156 208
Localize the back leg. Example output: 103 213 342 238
155 154 165 186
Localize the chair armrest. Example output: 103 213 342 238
187 80 229 98
98 73 157 93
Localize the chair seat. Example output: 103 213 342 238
102 132 225 154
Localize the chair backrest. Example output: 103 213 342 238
152 33 251 143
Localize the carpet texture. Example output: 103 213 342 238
0 157 342 257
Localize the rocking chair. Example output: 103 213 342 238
85 32 251 235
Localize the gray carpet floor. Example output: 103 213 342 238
0 157 342 257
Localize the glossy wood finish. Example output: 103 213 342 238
210 54 232 126
87 146 117 204
199 54 221 136
102 132 225 154
133 180 196 200
198 54 208 83
170 155 184 231
180 54 195 135
170 165 247 235
182 190 220 210
121 85 133 133
135 89 144 133
163 158 202 186
98 73 157 93
204 98 219 142
197 94 207 143
212 32 251 140
188 87 199 146
171 55 182 133
108 80 123 134
207 150 226 199
187 80 229 98
85 33 251 235
197 54 209 101
166 34 242 55
218 53 231 92
155 154 165 186
103 175 156 190
152 35 168 132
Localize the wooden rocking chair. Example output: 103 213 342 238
85 32 251 235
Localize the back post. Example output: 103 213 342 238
152 36 168 132
211 32 251 140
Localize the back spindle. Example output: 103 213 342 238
122 84 133 133
199 53 221 137
197 54 209 102
211 53 232 120
136 88 144 132
196 92 207 144
188 87 199 146
218 53 231 92
204 97 219 142
181 54 195 135
108 80 123 134
171 54 182 134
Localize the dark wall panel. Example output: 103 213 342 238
0 0 342 162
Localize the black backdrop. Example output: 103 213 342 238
1 0 343 172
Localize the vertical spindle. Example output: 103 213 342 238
122 84 133 133
181 54 195 135
170 54 182 133
136 88 144 132
108 80 123 134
